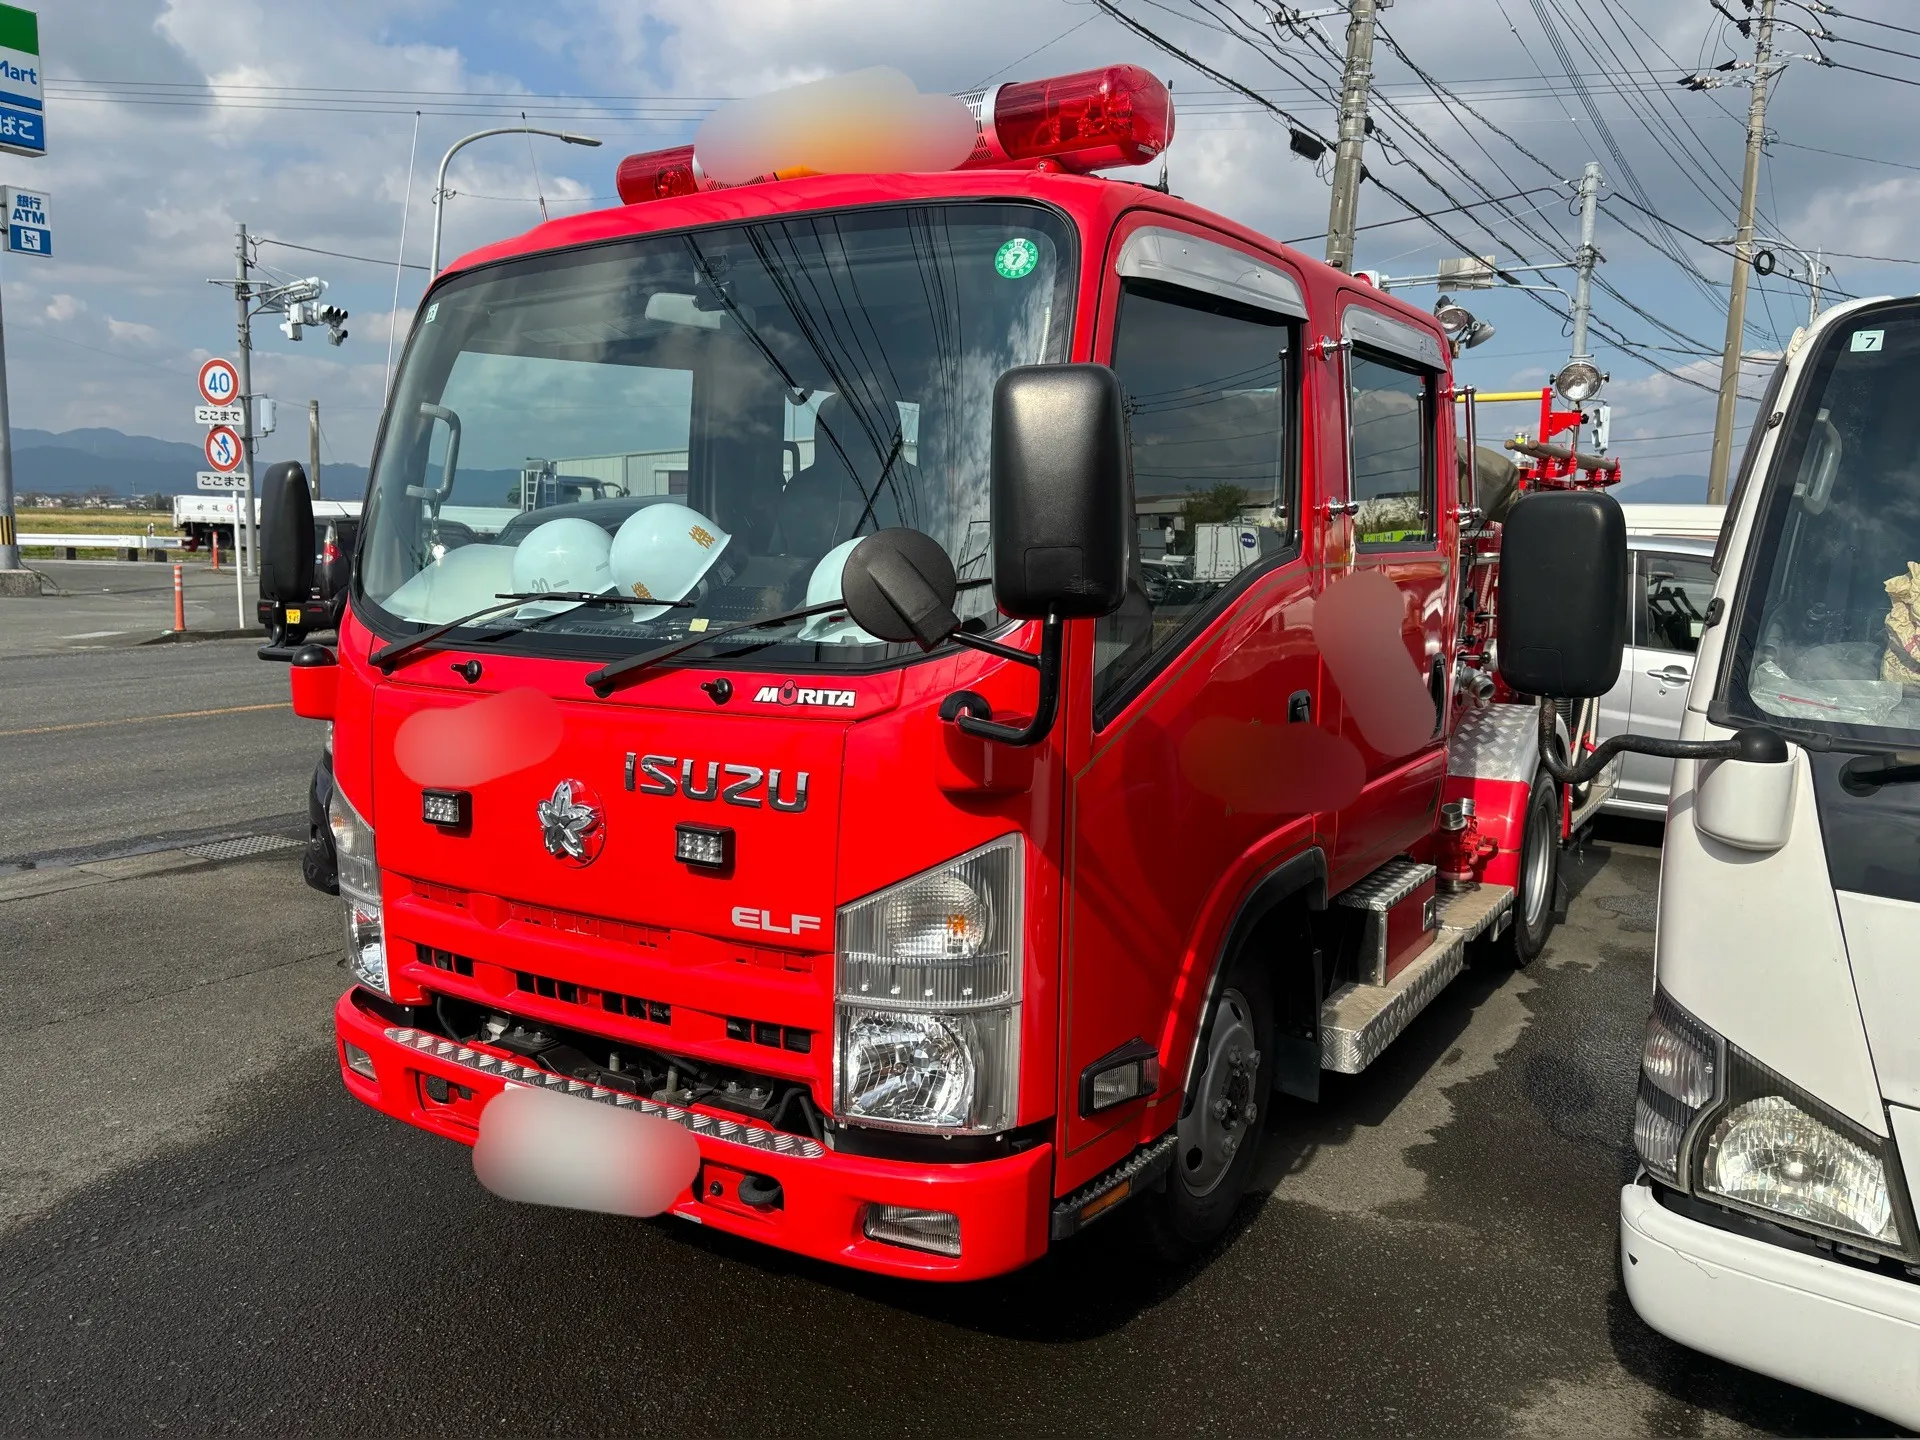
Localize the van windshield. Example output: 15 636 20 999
1723 300 1920 743
356 202 1074 666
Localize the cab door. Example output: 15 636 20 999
1323 300 1454 890
1057 221 1327 1180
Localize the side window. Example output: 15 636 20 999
1638 554 1715 654
1094 280 1296 713
1347 350 1435 547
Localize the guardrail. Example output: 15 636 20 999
20 533 180 561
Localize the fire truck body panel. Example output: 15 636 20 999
303 147 1552 1277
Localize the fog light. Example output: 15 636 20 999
675 822 733 869
1081 1039 1160 1115
343 1042 376 1080
864 1203 961 1257
422 788 470 828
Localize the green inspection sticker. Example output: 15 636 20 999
994 237 1040 280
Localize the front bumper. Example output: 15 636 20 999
334 987 1053 1280
1620 1180 1920 1426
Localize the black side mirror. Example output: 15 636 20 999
840 528 961 649
991 363 1131 620
1496 490 1628 698
260 461 315 608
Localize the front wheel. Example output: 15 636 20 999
1491 766 1559 967
1135 956 1273 1262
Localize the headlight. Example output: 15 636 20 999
329 787 387 996
1703 1092 1901 1250
835 836 1021 1132
1633 990 1719 1183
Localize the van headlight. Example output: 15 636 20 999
1701 1081 1905 1253
1636 988 1913 1257
329 787 387 996
834 835 1021 1133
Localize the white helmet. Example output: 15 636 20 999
797 538 878 643
382 543 517 624
510 517 614 617
609 503 733 620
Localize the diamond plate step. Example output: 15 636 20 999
1319 883 1515 1075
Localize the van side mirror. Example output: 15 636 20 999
1496 490 1628 699
259 461 315 608
990 363 1131 620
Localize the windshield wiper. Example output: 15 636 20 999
373 592 691 674
585 576 995 698
1839 754 1920 794
585 599 848 696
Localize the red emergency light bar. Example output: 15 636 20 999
614 65 1174 205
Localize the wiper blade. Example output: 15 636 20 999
584 576 995 697
373 591 690 673
586 599 846 697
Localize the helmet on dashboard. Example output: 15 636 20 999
609 503 733 621
383 542 517 624
509 517 615 617
796 537 879 644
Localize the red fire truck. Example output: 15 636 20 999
258 65 1591 1279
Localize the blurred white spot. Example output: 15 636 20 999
695 68 976 185
473 1085 701 1218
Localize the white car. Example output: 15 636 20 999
1596 534 1718 817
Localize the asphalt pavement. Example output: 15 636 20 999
0 613 1891 1436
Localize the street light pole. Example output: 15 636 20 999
429 126 604 275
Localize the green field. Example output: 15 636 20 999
17 508 192 559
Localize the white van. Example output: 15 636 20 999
1497 296 1920 1426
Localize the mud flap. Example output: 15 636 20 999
1271 945 1323 1102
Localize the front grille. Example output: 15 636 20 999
513 965 671 1026
416 944 474 978
725 1016 812 1054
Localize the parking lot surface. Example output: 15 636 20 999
0 615 1890 1436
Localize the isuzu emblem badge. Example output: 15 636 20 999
536 779 604 865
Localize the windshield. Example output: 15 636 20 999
1722 300 1920 744
357 202 1075 666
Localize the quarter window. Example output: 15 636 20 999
1347 350 1435 546
1094 280 1295 711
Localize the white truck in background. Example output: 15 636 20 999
1501 296 1920 1426
173 494 360 553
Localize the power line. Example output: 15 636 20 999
1830 8 1920 41
1827 59 1920 88
256 237 430 272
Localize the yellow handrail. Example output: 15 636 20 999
1453 389 1550 403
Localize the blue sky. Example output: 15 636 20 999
14 0 1920 495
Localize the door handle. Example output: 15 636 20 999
1319 499 1359 519
1288 689 1312 724
1647 666 1691 685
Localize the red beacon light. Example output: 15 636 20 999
959 64 1173 175
615 65 1175 206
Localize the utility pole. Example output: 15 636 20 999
308 400 321 500
232 222 259 576
1325 0 1384 273
1707 0 1777 504
1568 161 1602 371
0 258 19 578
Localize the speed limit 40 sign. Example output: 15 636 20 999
198 358 240 408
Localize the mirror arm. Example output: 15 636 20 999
943 612 1062 747
1533 699 1781 787
951 629 1043 669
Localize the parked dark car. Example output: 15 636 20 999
259 515 357 646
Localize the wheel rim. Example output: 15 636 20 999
1177 987 1261 1197
1521 788 1554 930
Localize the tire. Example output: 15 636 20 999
1491 765 1559 967
1136 954 1274 1262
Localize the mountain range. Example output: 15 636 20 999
11 426 368 500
